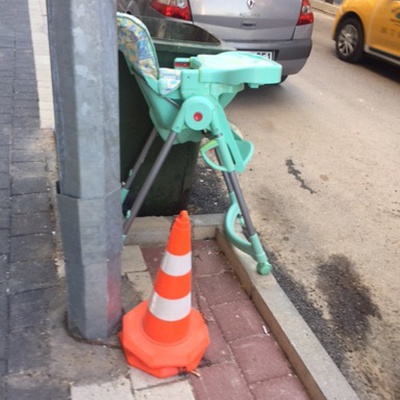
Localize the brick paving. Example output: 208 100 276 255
141 240 311 399
0 0 65 398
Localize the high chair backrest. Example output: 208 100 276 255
117 13 188 141
117 13 159 85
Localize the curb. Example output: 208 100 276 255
126 215 360 400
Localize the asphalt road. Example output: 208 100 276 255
222 10 400 400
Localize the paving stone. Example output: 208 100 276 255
71 376 134 400
140 245 164 279
14 107 40 118
192 286 214 323
0 157 9 172
230 336 292 384
125 271 152 302
0 104 12 115
13 84 37 93
0 253 7 283
13 126 41 139
14 71 37 81
9 259 57 294
15 38 32 50
11 176 48 195
124 216 172 245
11 137 41 150
0 84 13 97
122 245 148 274
11 192 50 214
0 359 5 375
12 148 45 162
12 116 39 129
13 93 38 105
0 73 14 83
250 375 311 400
9 287 57 330
0 113 13 125
0 114 12 124
0 189 11 205
135 380 196 400
7 326 50 373
0 229 9 253
0 208 10 229
129 367 184 390
11 212 52 235
13 90 38 101
0 282 7 357
197 272 248 306
0 334 6 362
190 362 253 400
212 299 269 342
0 124 11 143
6 376 70 400
0 133 10 146
0 361 5 400
10 233 53 263
193 239 230 276
11 161 46 176
0 172 9 189
0 145 10 159
0 92 9 103
0 67 13 77
202 322 232 365
0 102 12 114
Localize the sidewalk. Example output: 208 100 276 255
0 0 358 399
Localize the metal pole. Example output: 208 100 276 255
47 0 122 339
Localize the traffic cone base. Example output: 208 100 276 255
120 300 210 378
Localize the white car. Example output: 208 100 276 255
117 0 314 82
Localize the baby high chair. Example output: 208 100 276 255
117 13 281 274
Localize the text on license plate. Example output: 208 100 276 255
251 51 274 60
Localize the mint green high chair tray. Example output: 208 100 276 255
117 13 282 275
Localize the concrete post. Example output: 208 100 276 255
46 0 122 339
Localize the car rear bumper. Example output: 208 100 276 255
224 38 313 76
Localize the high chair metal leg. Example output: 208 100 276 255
215 151 272 275
123 130 178 237
121 127 158 205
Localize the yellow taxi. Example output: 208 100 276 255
332 0 400 66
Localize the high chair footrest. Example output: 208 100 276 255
225 202 272 275
236 139 253 167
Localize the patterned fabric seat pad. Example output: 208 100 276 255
117 13 181 95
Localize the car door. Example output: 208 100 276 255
368 0 400 61
188 0 303 44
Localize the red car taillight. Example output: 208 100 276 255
297 0 314 25
150 0 192 21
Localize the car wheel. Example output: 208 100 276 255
335 17 364 63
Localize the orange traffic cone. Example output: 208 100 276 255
119 210 210 378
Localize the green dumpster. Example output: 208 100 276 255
119 17 234 217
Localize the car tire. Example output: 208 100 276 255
335 17 364 63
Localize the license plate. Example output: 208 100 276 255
250 51 274 60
